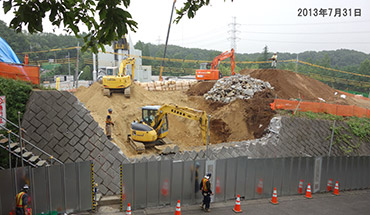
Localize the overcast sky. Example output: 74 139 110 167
1 0 370 54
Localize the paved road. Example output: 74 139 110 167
96 190 370 215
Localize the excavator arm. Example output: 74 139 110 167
152 104 209 145
118 57 135 80
211 48 236 75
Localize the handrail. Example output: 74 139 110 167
0 124 63 164
0 115 25 132
0 143 37 167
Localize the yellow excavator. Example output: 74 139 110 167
128 104 209 154
102 57 135 97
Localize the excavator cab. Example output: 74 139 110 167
142 106 168 138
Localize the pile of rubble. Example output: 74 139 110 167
204 74 273 103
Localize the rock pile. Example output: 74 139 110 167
204 74 273 103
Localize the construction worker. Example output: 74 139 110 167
105 108 114 140
15 184 30 215
270 53 278 68
200 173 213 212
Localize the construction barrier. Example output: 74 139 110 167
270 99 370 118
0 62 40 85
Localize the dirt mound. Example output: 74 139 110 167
186 81 216 96
240 69 336 101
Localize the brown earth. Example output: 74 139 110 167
74 69 370 158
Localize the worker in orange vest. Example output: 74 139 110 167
105 108 114 140
200 173 213 212
15 185 30 215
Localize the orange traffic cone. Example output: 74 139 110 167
175 200 181 215
298 180 304 194
232 194 242 213
216 177 221 194
126 203 131 215
327 179 333 192
305 183 312 199
256 178 263 195
333 181 340 196
270 187 279 205
162 179 169 196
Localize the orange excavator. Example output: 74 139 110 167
195 48 235 80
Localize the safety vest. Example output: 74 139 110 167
202 178 209 192
16 192 25 208
106 113 112 124
272 54 277 60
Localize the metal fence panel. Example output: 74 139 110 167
171 161 183 206
320 157 328 193
263 159 274 198
147 161 160 207
337 157 346 190
182 161 196 205
359 157 365 189
289 157 300 195
225 158 237 200
0 168 14 215
281 158 292 196
33 166 49 213
78 161 92 211
366 157 370 188
347 157 355 190
343 157 351 190
272 158 284 196
254 159 265 199
122 163 134 208
245 159 256 200
65 163 78 212
134 162 147 209
159 160 171 205
215 159 226 202
354 157 361 190
195 159 206 203
236 157 247 197
306 157 315 192
49 165 64 212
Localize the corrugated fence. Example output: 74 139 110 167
121 156 370 210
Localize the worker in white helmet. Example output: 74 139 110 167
270 53 278 68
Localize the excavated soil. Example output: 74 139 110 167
74 69 370 158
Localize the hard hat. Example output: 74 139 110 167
195 162 200 168
23 184 29 190
206 173 212 178
108 108 112 113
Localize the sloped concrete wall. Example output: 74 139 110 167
22 90 127 195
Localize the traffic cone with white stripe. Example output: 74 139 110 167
333 181 340 196
232 194 242 213
270 187 279 205
175 200 181 215
327 179 333 192
298 180 304 194
126 203 131 215
305 183 312 199
256 178 263 195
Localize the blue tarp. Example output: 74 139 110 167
0 36 22 64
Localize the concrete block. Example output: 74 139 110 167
53 131 64 141
43 118 53 128
84 127 94 138
94 161 102 172
56 96 67 106
52 102 63 113
57 108 68 119
66 94 77 104
53 144 65 156
67 108 78 118
79 121 88 132
70 150 80 161
107 182 119 194
106 190 113 196
30 132 42 143
53 117 63 127
101 161 110 172
107 167 117 178
63 116 73 126
83 114 94 124
46 110 57 120
64 131 74 140
102 174 113 186
26 125 36 134
57 122 68 133
95 175 103 185
29 102 41 113
91 148 101 159
80 149 90 160
22 120 31 130
74 128 83 138
68 122 78 132
75 157 83 162
65 145 75 154
77 110 86 118
105 141 115 150
89 135 98 145
23 110 35 122
80 136 89 146
30 118 41 128
98 184 108 195
85 141 95 152
88 121 99 132
105 153 115 164
75 143 85 153
35 110 47 121
59 151 70 162
74 115 83 125
72 103 83 112
68 136 79 146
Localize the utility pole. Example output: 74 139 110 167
295 54 299 73
68 52 71 76
156 36 161 45
74 42 80 88
228 16 240 52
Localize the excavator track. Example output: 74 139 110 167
124 87 130 98
103 88 111 97
128 135 145 154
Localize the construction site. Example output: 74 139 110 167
1 1 370 214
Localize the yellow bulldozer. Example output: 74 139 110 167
102 57 135 97
128 104 209 154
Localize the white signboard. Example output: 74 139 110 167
0 96 6 127
313 157 322 193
